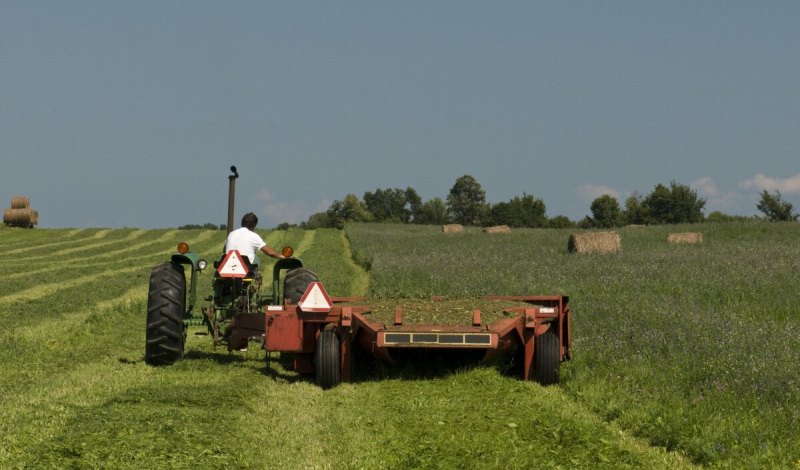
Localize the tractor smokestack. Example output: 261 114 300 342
227 166 238 235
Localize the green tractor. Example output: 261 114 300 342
144 166 318 365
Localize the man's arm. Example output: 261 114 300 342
260 245 286 259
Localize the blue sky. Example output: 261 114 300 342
2 1 798 228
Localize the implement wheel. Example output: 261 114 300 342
315 329 341 389
145 262 186 365
534 329 560 385
284 267 319 304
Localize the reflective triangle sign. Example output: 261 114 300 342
217 250 249 278
298 282 333 312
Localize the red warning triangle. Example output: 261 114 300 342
217 250 250 278
297 282 333 312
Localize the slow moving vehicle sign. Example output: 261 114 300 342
217 250 249 278
298 282 333 312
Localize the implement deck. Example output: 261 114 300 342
342 298 542 326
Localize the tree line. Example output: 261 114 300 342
267 175 795 230
285 175 798 230
178 173 797 230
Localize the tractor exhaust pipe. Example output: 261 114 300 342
227 165 239 235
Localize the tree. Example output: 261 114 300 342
326 194 373 229
305 212 333 229
363 188 409 223
488 193 547 228
622 192 649 225
415 198 447 225
178 223 222 230
589 195 623 228
576 216 593 229
706 211 754 223
446 175 489 226
642 182 706 224
756 190 798 221
405 187 423 223
548 215 576 229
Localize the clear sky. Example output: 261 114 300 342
2 1 798 228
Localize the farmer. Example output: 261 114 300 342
224 212 286 267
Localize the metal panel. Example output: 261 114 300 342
264 312 303 351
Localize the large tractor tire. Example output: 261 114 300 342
283 267 319 304
315 329 341 389
145 262 186 365
533 329 560 385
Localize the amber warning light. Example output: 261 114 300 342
177 242 190 254
281 246 294 258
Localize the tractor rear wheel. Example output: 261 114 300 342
534 329 560 385
145 262 186 365
284 267 319 304
315 329 341 389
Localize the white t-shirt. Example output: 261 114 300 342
224 227 266 264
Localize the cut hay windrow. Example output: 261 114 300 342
667 232 703 244
339 229 370 296
442 224 464 234
292 229 316 258
568 231 621 254
49 229 148 257
3 229 110 256
0 265 143 306
483 225 511 234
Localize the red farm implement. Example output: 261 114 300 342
256 283 571 388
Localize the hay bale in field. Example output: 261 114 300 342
442 224 464 234
667 232 703 244
483 225 511 234
568 231 621 254
10 196 30 209
624 224 646 229
3 208 37 227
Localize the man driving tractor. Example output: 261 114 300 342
224 212 286 266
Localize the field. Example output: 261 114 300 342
1 222 799 468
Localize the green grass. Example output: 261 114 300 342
1 223 798 468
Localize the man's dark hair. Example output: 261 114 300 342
241 212 258 230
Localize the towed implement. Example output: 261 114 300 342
144 167 572 388
261 286 571 388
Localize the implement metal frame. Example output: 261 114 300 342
254 294 571 382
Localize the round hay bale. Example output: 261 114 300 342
568 231 621 254
11 196 30 209
667 232 703 244
3 208 36 227
483 225 511 234
442 224 464 234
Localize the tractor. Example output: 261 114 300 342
145 166 572 389
144 166 319 365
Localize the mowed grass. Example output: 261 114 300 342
2 222 797 468
346 222 800 468
0 226 694 469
